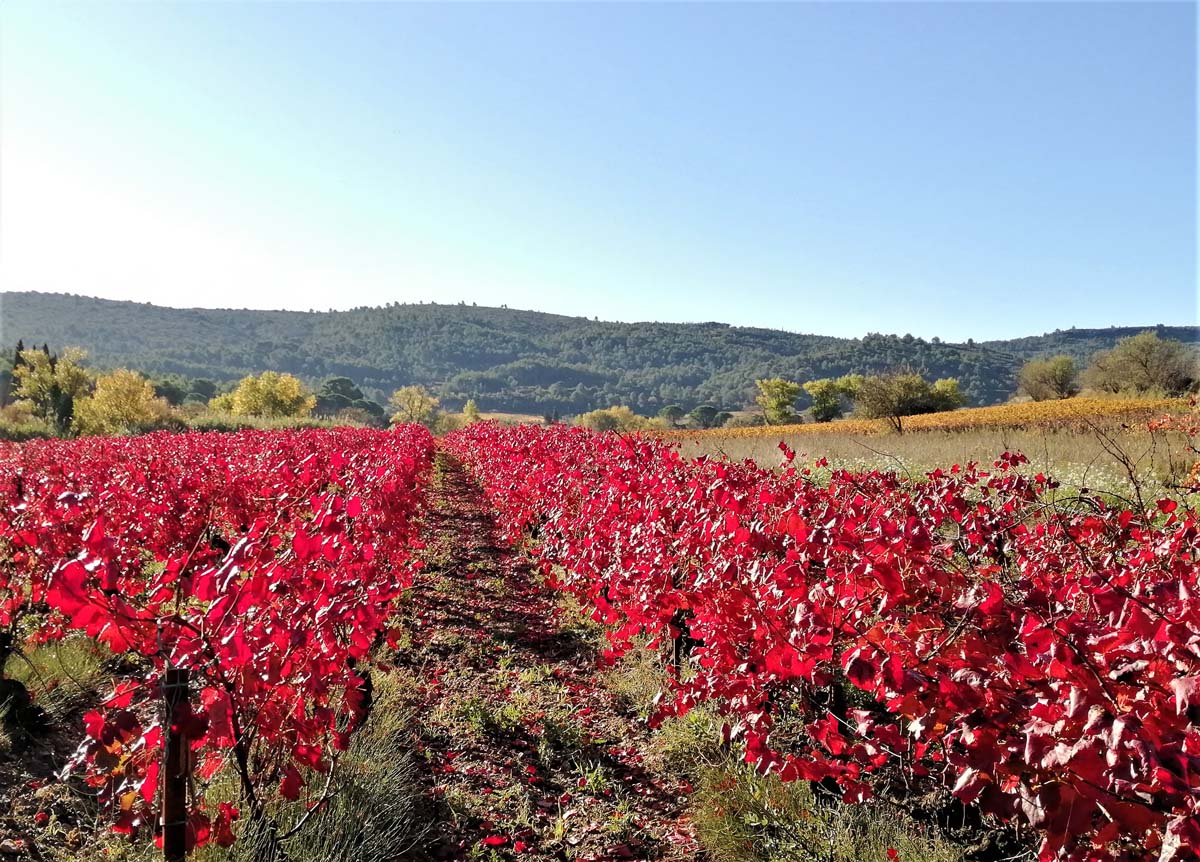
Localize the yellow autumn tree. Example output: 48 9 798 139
211 372 316 418
12 347 92 432
572 405 647 432
73 369 178 436
389 386 440 428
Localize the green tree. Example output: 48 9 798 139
658 404 685 428
801 378 858 423
151 376 189 406
755 378 802 425
350 399 386 425
929 378 966 411
687 404 729 429
315 377 368 415
389 385 440 428
462 398 482 424
212 371 316 418
854 372 964 433
837 374 865 398
1018 355 1079 401
189 379 218 402
74 369 179 436
1083 331 1196 396
12 346 92 432
0 340 25 408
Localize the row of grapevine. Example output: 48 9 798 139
445 423 1200 862
657 396 1190 439
0 427 435 853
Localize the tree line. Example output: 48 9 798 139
0 342 479 440
570 330 1197 433
16 291 1194 416
1 330 1194 440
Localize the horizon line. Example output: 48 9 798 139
2 289 1197 347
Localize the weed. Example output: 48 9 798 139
652 708 725 774
572 759 611 795
517 663 554 685
605 643 667 718
538 708 587 765
691 763 967 862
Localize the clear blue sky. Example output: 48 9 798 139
1 1 1195 341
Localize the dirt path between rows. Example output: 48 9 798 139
393 454 702 862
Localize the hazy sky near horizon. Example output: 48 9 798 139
1 2 1195 341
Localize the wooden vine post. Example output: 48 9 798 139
161 667 190 862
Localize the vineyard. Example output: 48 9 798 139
2 423 1200 862
0 428 435 858
659 398 1191 440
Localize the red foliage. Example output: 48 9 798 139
0 427 434 848
1149 406 1200 492
445 423 1200 862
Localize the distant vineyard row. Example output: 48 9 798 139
658 396 1191 438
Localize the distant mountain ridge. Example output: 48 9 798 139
1 291 1195 414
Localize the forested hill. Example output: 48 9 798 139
1 291 1195 414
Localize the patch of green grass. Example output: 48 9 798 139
490 782 537 829
450 695 497 735
442 692 523 738
605 643 667 719
442 784 485 824
438 631 471 652
692 764 965 862
5 635 109 723
497 648 521 673
195 671 427 862
653 708 726 774
431 576 458 595
494 691 532 730
572 759 612 795
388 625 415 653
537 708 587 765
517 662 554 685
45 838 156 862
466 844 508 862
603 800 638 838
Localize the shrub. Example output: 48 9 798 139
185 411 346 433
0 402 55 441
1084 331 1197 396
73 369 182 436
573 405 648 432
1018 355 1079 401
755 379 801 425
854 372 965 432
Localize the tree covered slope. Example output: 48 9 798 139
1 291 1194 413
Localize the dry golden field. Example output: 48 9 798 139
663 397 1188 439
659 398 1195 502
